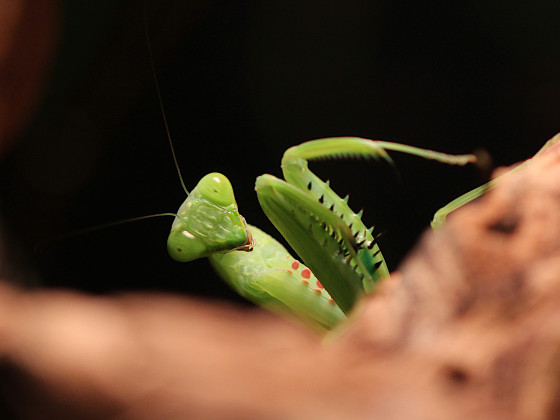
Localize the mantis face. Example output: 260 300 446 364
167 172 252 262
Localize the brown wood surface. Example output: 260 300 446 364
1 133 559 419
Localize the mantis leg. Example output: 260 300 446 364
431 133 560 228
257 137 477 313
256 175 371 314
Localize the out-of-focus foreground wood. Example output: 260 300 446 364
0 133 559 419
0 0 58 157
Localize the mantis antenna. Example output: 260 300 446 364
37 4 196 251
38 213 181 252
47 4 190 244
143 0 189 196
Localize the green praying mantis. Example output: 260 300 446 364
166 134 560 332
166 137 479 331
137 7 558 332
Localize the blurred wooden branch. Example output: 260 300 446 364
0 133 558 419
1 1 560 417
0 0 59 157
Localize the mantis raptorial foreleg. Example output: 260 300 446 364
168 137 476 330
255 137 475 313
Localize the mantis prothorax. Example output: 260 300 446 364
167 137 477 331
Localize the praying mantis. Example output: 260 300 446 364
167 137 478 331
167 133 560 332
137 5 556 332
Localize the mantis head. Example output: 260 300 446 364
167 172 253 262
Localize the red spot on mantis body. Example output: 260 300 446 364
291 261 300 270
301 268 311 279
316 280 324 289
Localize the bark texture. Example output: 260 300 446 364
1 133 560 419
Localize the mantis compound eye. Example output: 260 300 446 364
167 229 209 262
197 172 237 207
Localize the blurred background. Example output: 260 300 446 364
0 0 558 302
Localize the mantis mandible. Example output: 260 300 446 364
167 138 477 331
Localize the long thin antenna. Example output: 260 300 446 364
36 213 180 251
59 213 180 238
143 0 189 196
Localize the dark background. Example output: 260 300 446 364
0 0 558 303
